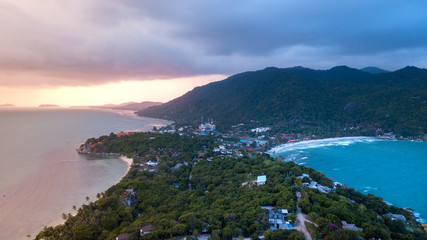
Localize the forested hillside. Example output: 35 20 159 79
36 133 426 240
138 66 427 137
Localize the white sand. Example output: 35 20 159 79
119 155 133 171
268 136 376 154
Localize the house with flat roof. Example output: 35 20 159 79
261 206 291 230
256 175 267 185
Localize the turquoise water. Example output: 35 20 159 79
275 137 427 223
0 108 168 239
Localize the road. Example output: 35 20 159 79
294 192 315 240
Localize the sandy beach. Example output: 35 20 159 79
268 136 377 154
119 155 134 171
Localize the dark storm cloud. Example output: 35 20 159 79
0 0 426 86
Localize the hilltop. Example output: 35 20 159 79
138 66 427 138
359 66 390 74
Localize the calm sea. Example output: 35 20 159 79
0 108 168 240
275 137 427 223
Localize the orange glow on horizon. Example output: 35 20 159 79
0 75 226 107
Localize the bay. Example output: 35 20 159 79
274 137 427 223
0 108 169 239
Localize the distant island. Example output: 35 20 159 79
38 104 60 108
88 101 163 112
0 103 14 107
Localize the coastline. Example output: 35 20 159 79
119 155 133 171
268 135 426 224
3 109 166 240
268 136 377 154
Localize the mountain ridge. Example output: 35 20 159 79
138 66 427 137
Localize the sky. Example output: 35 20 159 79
1 1 426 107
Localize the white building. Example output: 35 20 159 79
256 175 267 185
199 122 216 132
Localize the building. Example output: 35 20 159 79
385 213 407 222
140 224 156 236
251 127 271 133
256 175 267 185
261 206 292 230
199 121 216 132
116 233 129 240
341 221 363 231
122 189 137 206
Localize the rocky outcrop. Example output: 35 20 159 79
76 141 116 156
77 142 92 154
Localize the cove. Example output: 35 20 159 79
273 137 427 223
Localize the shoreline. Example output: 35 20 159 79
268 136 426 224
119 155 133 171
268 136 377 154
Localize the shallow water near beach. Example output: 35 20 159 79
275 137 427 223
0 108 168 239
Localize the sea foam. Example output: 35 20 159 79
269 136 380 154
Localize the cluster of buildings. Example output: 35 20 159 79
136 160 159 172
251 127 270 133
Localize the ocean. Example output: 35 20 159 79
273 137 427 223
0 108 169 240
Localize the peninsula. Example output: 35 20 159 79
36 124 427 240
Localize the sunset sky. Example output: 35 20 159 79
1 1 426 107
